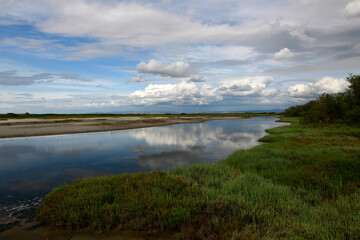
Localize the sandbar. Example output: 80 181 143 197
0 116 243 139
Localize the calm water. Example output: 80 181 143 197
0 116 286 218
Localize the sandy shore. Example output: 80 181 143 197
0 116 243 139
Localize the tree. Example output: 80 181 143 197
347 74 360 105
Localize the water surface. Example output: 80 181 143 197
0 116 286 218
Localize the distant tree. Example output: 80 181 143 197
347 74 360 105
6 113 17 117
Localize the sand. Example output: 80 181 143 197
0 116 243 139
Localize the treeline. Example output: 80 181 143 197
284 74 360 124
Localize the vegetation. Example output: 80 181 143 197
38 116 360 239
284 74 360 124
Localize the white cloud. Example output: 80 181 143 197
137 59 190 77
130 81 220 105
345 0 360 17
131 75 149 82
217 76 274 96
288 76 350 98
128 74 279 106
129 75 278 106
274 48 295 60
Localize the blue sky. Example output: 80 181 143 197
0 0 360 113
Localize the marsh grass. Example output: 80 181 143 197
38 117 360 239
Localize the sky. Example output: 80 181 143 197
0 0 360 113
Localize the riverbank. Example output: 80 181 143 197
0 113 275 139
2 117 360 239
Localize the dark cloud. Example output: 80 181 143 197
0 70 50 85
248 31 308 54
264 64 319 75
190 75 205 82
130 75 150 82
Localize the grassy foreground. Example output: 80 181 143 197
38 117 360 239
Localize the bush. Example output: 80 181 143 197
345 106 360 123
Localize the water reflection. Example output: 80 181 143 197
129 119 281 169
0 116 286 218
130 123 223 147
138 146 209 169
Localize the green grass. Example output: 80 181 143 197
37 117 360 239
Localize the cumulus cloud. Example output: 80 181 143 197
274 48 295 60
131 75 149 82
129 75 276 106
130 81 220 105
217 76 274 96
288 76 350 98
0 70 92 85
345 0 360 17
137 59 190 77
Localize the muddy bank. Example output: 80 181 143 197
0 225 177 240
0 116 243 139
0 207 176 240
